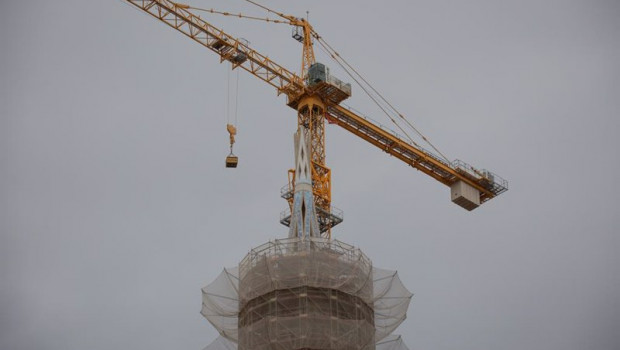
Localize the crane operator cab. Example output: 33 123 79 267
225 124 238 168
306 63 352 105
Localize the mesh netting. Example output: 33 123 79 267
203 334 410 350
376 335 410 350
202 336 238 350
201 237 412 350
200 267 239 340
372 268 413 341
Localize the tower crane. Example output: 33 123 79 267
122 0 508 238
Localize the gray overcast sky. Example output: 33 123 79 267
1 0 619 349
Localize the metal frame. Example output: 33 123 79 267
124 0 508 211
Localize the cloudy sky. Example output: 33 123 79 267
1 0 619 349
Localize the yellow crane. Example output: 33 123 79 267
123 0 508 237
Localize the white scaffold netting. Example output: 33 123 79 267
203 334 410 350
376 335 410 350
200 267 239 341
202 336 237 350
373 268 414 341
200 237 413 350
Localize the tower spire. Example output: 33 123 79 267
288 128 321 238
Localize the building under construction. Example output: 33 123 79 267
201 131 413 350
121 1 508 349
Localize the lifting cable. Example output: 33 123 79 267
235 65 240 126
315 35 451 163
226 66 230 125
190 0 449 162
225 63 240 158
314 40 423 150
226 66 241 127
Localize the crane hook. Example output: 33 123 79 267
225 124 238 168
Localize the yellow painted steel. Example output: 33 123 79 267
123 0 505 213
297 19 316 79
326 105 498 203
125 0 305 98
296 96 331 235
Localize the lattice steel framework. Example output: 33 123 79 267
294 96 332 236
124 0 508 212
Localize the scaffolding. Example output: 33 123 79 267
203 334 409 350
201 237 412 350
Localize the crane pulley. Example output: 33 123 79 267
123 0 508 237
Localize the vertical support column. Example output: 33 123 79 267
296 95 332 238
300 20 316 79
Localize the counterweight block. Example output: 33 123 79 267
451 180 481 211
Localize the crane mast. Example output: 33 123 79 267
123 0 508 237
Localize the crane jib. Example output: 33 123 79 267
125 0 304 96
